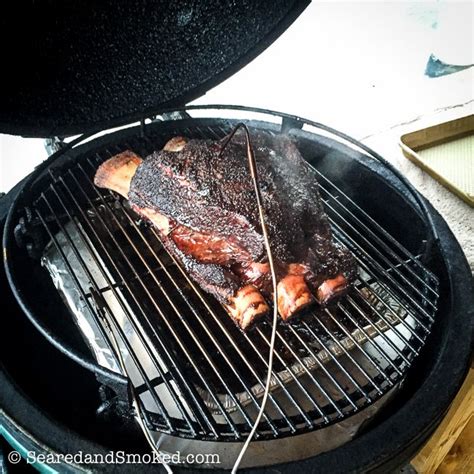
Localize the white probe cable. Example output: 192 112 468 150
102 124 277 474
219 124 279 474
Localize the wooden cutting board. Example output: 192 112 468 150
399 115 474 208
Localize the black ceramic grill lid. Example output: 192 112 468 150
0 0 309 138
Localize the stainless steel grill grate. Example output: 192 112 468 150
32 121 439 442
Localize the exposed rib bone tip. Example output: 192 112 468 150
94 151 142 198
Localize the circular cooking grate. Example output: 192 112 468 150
4 107 439 446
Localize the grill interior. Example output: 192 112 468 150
23 119 439 442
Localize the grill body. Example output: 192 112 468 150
1 107 472 471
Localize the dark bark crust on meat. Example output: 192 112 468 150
129 130 355 275
125 130 357 326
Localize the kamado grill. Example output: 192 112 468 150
1 2 473 473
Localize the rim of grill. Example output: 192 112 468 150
21 117 439 441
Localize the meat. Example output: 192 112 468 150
94 129 356 330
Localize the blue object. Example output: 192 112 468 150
425 53 473 78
